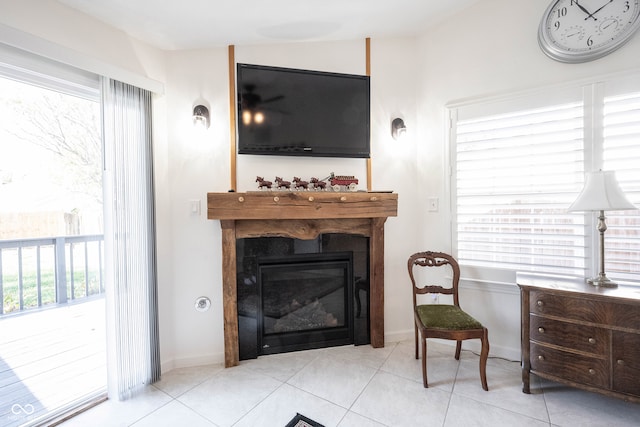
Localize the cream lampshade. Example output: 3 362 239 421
569 170 636 287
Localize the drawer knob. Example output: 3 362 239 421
273 196 280 202
617 359 625 366
537 355 545 361
537 300 544 307
238 196 245 202
589 369 596 375
340 196 347 201
308 196 314 202
538 327 545 334
588 338 596 344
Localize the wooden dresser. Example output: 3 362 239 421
518 273 640 403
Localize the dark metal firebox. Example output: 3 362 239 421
258 252 353 355
236 235 370 360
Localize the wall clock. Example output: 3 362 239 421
539 0 640 63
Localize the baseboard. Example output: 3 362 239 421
384 330 413 344
160 334 521 374
384 329 521 363
161 352 225 374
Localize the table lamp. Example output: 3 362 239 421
568 170 636 287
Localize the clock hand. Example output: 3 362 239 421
585 0 614 20
574 0 597 20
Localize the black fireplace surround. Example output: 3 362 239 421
236 234 370 360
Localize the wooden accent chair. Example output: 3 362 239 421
408 251 489 390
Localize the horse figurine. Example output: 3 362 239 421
275 176 291 190
293 177 309 190
310 177 326 190
256 176 272 190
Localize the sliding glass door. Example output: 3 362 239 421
0 48 107 426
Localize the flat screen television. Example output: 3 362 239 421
236 63 370 158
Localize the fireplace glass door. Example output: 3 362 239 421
258 252 354 355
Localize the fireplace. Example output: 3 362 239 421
237 235 369 359
258 251 353 355
207 191 397 367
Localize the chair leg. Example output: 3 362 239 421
479 328 489 391
454 340 462 360
414 325 419 360
421 334 428 388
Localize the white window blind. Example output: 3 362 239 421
454 100 586 276
451 77 640 285
603 91 640 280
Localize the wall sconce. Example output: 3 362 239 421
391 118 406 140
193 105 210 129
568 170 636 287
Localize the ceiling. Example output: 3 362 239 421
56 0 482 51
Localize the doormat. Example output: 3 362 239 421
285 413 325 427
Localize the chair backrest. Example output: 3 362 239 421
408 251 461 309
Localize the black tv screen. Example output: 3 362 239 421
237 63 370 158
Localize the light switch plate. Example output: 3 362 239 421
189 199 201 215
428 197 439 212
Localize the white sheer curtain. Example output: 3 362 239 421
101 78 160 400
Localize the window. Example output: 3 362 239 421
450 73 640 285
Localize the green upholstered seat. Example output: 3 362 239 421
416 304 483 330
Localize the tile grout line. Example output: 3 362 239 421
336 342 400 427
440 355 462 426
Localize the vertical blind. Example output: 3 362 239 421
451 77 640 284
102 78 161 400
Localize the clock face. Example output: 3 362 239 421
539 0 640 63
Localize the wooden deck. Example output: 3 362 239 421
0 298 106 426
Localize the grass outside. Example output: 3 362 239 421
1 269 103 314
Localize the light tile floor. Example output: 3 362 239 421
60 340 640 427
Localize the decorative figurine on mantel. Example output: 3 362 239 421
275 176 291 190
310 177 326 190
293 177 310 190
256 173 358 191
327 172 359 192
256 176 272 190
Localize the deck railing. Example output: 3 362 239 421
0 234 104 316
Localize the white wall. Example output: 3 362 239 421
163 48 230 367
5 0 640 369
415 0 640 359
0 0 423 368
0 1 422 369
163 39 422 367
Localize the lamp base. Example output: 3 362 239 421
587 273 618 288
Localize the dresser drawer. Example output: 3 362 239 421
530 342 608 389
529 290 609 324
611 302 640 330
530 315 608 355
612 331 640 396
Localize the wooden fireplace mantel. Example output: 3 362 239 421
207 191 398 367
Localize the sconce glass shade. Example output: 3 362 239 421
193 105 210 129
391 118 406 140
568 170 635 212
